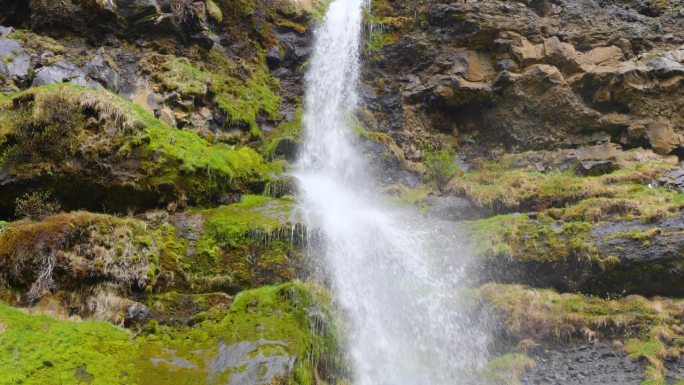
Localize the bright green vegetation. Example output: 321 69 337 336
0 92 11 106
0 84 275 208
0 301 138 385
215 0 328 26
449 157 679 215
206 0 223 22
362 0 411 61
458 152 683 268
481 353 535 385
212 57 280 133
155 57 210 96
0 194 301 306
0 283 343 385
190 195 301 289
264 107 303 159
365 30 396 56
363 0 412 30
479 284 684 384
151 52 280 134
424 145 461 190
465 213 607 265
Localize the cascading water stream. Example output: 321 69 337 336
295 0 491 383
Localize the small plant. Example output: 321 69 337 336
14 89 84 161
15 191 61 220
424 145 461 189
171 0 195 24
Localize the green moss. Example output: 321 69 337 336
0 282 345 384
0 211 172 297
466 213 601 264
155 57 210 96
365 30 396 55
604 228 663 247
189 194 299 287
138 282 343 384
449 159 677 214
206 0 224 22
481 353 535 385
200 194 295 247
4 84 274 200
146 52 280 134
264 107 303 159
625 327 679 385
211 62 281 133
0 301 138 385
0 92 11 107
215 0 257 17
460 156 684 270
424 145 461 189
7 29 66 55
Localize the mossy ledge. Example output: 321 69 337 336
0 194 305 310
0 84 277 217
454 148 684 296
477 284 684 385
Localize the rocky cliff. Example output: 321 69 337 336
0 0 682 384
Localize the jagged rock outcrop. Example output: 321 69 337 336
362 0 684 158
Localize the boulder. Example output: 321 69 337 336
266 46 282 68
118 0 160 21
541 36 582 74
31 61 88 87
0 37 30 82
645 56 684 76
124 302 153 327
576 160 617 176
656 169 684 193
0 36 20 58
646 120 682 155
85 55 121 92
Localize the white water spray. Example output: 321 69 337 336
295 1 490 383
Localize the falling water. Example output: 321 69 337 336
295 0 490 383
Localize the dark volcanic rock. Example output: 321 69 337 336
521 343 644 385
576 160 617 176
362 0 684 157
657 168 684 192
588 214 684 296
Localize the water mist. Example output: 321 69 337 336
294 1 491 383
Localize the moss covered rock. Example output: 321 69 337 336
0 211 174 305
178 194 305 293
0 192 305 311
477 284 684 385
453 147 684 296
0 282 346 385
0 84 276 217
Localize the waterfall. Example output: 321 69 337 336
294 0 491 383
